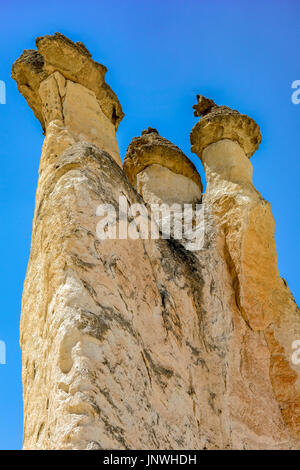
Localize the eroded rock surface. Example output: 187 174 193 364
191 97 300 444
191 94 261 159
12 32 123 165
13 38 300 450
123 127 203 193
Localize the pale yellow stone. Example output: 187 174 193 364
63 81 121 165
191 102 300 442
123 128 203 192
191 95 262 159
11 32 124 131
12 38 300 450
136 164 202 205
202 139 253 185
11 32 123 166
39 73 64 126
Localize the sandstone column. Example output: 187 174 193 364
12 33 300 450
12 33 127 449
191 95 300 445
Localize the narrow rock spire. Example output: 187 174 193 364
190 95 300 442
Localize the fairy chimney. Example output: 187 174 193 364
123 127 202 205
12 33 300 450
190 94 261 186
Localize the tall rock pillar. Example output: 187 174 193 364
191 95 300 446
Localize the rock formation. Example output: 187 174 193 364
123 127 202 205
12 35 300 450
12 32 123 165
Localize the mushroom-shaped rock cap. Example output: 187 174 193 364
123 128 203 193
11 32 124 131
190 95 261 159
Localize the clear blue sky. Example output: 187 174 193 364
0 0 299 450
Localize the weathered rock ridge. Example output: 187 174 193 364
13 37 300 450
